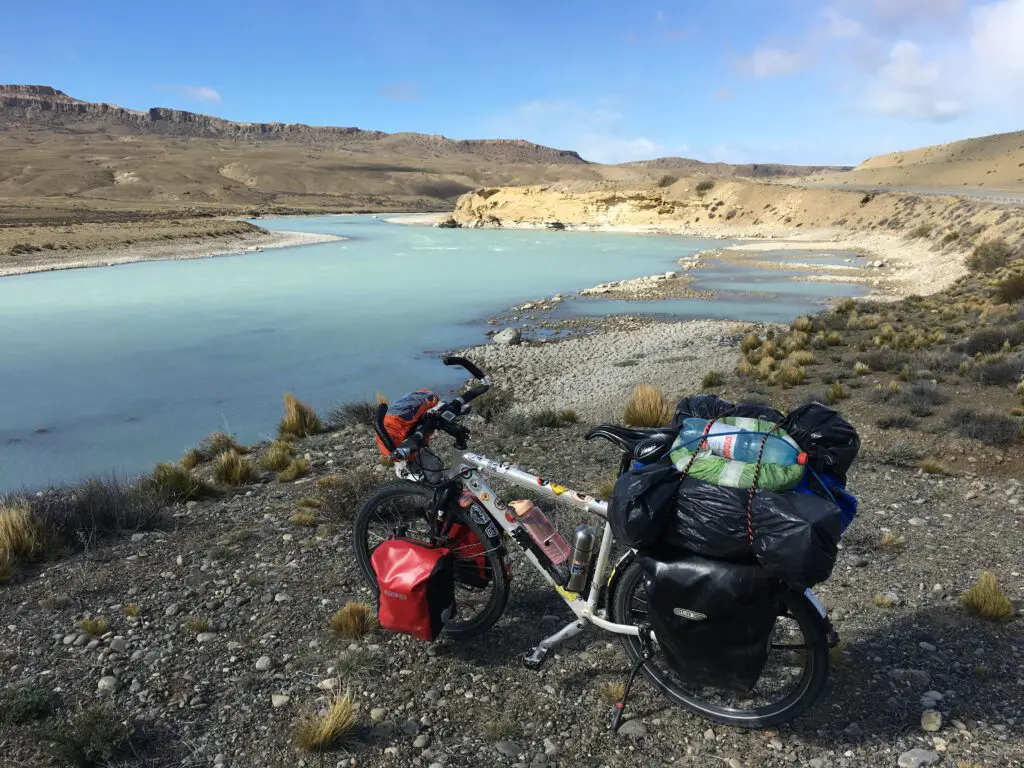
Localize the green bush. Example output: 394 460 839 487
966 239 1018 273
696 179 715 194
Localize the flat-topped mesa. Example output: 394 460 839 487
0 84 584 162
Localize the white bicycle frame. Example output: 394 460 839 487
397 448 642 663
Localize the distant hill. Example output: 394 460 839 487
621 156 852 178
796 130 1024 192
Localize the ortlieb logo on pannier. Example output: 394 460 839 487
371 538 455 642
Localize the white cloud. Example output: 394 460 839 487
577 135 662 163
865 41 964 120
820 8 862 38
177 86 221 104
971 0 1024 99
738 47 809 78
516 99 567 120
869 0 962 27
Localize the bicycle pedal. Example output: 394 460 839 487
523 646 550 669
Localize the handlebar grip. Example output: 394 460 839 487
394 429 426 459
443 356 487 382
373 403 396 453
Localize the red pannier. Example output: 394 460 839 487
447 521 490 588
371 538 456 642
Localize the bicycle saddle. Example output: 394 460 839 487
584 424 677 463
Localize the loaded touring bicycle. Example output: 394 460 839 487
353 357 845 729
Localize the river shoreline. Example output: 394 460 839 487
0 229 344 278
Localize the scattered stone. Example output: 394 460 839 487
165 603 180 617
316 678 337 691
843 722 863 738
413 734 430 749
703 728 715 741
808 759 825 768
495 741 524 757
97 676 120 693
384 746 399 757
271 694 290 708
196 632 218 643
370 708 386 722
109 636 126 653
543 738 560 756
909 517 926 527
919 641 937 652
131 532 145 542
852 556 869 568
897 748 940 768
493 328 522 346
617 720 647 739
255 655 273 671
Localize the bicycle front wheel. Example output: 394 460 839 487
352 481 510 640
610 561 829 729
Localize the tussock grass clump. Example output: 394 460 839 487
789 350 817 366
298 497 322 509
702 370 725 388
483 714 518 741
996 274 1024 304
502 411 532 436
623 384 671 428
260 440 295 472
289 510 317 526
277 458 311 483
779 365 805 387
740 333 761 353
0 504 41 582
918 459 950 475
966 238 1018 272
321 466 380 519
212 450 255 487
145 463 216 504
695 179 715 194
325 401 376 430
123 603 141 617
853 361 871 376
825 382 848 404
879 444 925 467
599 681 626 703
961 572 1014 621
294 692 357 752
185 617 210 633
880 531 905 550
736 359 755 378
877 414 917 430
947 409 1023 446
473 384 514 423
530 409 562 428
558 408 581 424
908 223 933 239
199 431 249 458
858 349 908 373
80 617 109 636
180 449 202 470
872 593 896 608
595 475 618 500
791 316 814 333
278 393 323 438
49 704 132 767
330 602 378 639
825 331 843 346
0 684 57 725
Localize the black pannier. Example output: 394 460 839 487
636 548 779 692
665 476 841 588
608 459 680 548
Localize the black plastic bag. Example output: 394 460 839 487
608 459 680 549
781 402 860 483
751 491 840 588
636 548 778 692
671 395 784 431
666 477 841 588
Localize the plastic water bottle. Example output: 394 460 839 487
681 418 806 465
509 500 570 565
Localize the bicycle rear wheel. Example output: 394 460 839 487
610 561 829 729
352 481 510 639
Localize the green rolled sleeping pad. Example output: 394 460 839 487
669 416 806 492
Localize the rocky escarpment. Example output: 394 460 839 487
0 85 585 164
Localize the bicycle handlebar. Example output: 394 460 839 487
374 358 489 460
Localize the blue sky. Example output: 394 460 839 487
3 0 1023 165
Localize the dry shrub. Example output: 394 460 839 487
321 466 380 519
289 510 317 526
877 414 916 430
261 440 295 471
623 384 671 427
599 681 626 703
49 704 132 767
702 370 725 388
294 692 357 751
330 602 378 639
880 531 905 550
825 382 848 404
961 572 1014 621
325 401 377 430
966 238 1017 272
212 450 255 486
558 408 581 424
298 497 322 508
80 617 109 636
792 316 814 333
947 409 1023 446
996 274 1024 303
740 333 761 353
278 393 323 438
918 459 949 475
277 458 310 483
145 463 216 503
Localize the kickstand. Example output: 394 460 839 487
611 633 652 733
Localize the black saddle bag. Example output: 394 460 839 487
636 548 779 692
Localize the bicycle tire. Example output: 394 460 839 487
352 481 510 640
610 560 829 729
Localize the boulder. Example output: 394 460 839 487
492 328 522 346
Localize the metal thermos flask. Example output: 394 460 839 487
565 525 598 592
